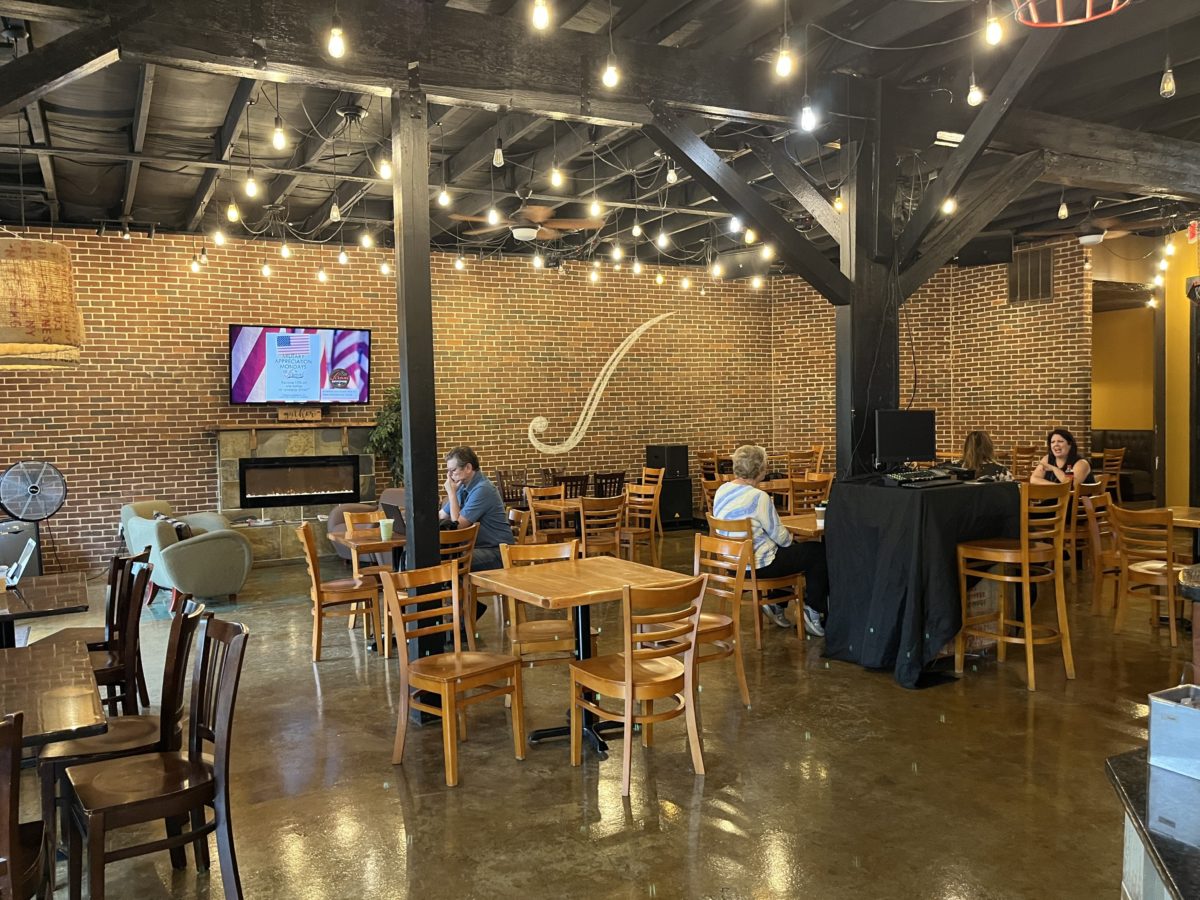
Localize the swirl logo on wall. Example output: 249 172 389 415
528 311 676 455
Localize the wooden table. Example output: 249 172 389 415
328 531 407 578
1166 507 1200 561
0 639 106 746
781 512 822 540
0 571 89 649
529 497 583 515
470 555 691 753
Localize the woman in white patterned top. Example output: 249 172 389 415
712 444 829 637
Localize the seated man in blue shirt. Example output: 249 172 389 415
439 446 512 572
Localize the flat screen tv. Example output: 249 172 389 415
875 409 937 464
229 325 371 405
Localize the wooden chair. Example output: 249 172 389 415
525 485 576 543
697 451 719 480
500 541 596 668
554 473 590 499
1082 494 1121 616
693 533 753 708
41 602 205 885
569 575 707 797
1102 447 1126 502
700 473 733 515
592 471 627 498
707 514 803 651
620 482 661 567
787 474 833 515
1110 504 1186 647
580 494 624 558
0 713 49 900
1011 445 1040 482
380 562 524 787
90 562 153 717
1065 477 1108 582
539 467 562 487
495 469 528 508
440 524 480 649
641 466 666 538
809 445 826 474
507 507 536 544
785 449 819 479
954 481 1073 691
64 617 250 900
48 548 152 709
342 509 392 644
296 522 381 662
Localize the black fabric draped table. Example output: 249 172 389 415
824 480 1020 687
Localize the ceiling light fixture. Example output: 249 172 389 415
338 246 349 265
799 98 816 132
1161 55 1177 98
533 253 545 268
666 162 678 184
967 71 985 107
380 261 391 275
328 10 346 58
940 197 958 216
985 1 1002 46
601 0 619 87
280 240 292 258
317 266 328 282
532 0 551 31
492 136 505 168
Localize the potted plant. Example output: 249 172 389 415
367 386 404 487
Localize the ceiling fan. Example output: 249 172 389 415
449 204 604 241
1019 212 1183 243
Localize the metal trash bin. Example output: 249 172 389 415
1149 683 1200 780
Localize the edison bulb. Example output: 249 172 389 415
799 100 816 132
589 198 603 217
244 173 258 198
611 244 623 261
272 118 287 151
601 54 620 88
666 164 678 184
280 241 292 259
967 82 985 107
833 194 845 213
711 262 723 278
632 260 642 275
751 275 763 289
550 166 563 188
680 276 690 290
317 267 328 282
729 216 742 234
486 207 500 226
261 262 272 277
533 253 544 269
631 221 642 238
985 11 1002 46
1159 257 1169 270
212 229 226 246
655 272 664 285
437 189 451 207
532 0 550 31
1166 241 1177 256
454 256 465 270
1154 273 1165 287
338 247 349 265
379 158 393 180
589 269 599 283
190 254 200 273
380 261 391 275
329 200 341 223
199 248 208 265
941 197 957 215
761 244 775 261
226 201 240 222
775 46 793 79
1161 62 1177 99
656 231 669 249
1148 297 1159 308
1058 201 1069 220
360 231 374 248
744 227 757 244
328 16 346 58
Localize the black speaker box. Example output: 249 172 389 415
646 444 689 479
659 478 694 529
955 234 1013 267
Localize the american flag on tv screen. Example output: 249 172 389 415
229 326 371 403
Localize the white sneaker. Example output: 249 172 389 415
802 606 825 638
761 603 790 629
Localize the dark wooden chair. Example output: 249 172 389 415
380 562 525 787
91 562 154 716
554 473 590 499
64 617 250 900
0 713 50 900
40 602 206 887
494 469 528 507
539 467 562 487
592 471 627 498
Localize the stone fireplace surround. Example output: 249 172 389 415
215 424 376 565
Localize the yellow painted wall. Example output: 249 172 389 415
1092 307 1154 430
1166 233 1198 505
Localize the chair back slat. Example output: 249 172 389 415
507 507 533 544
554 473 590 499
694 534 750 622
540 467 562 487
622 576 707 670
159 601 207 751
526 485 568 536
580 495 624 557
707 514 753 542
296 521 324 597
785 449 819 478
103 547 150 639
625 482 659 530
380 562 461 663
697 451 719 480
344 509 386 532
1022 481 1071 546
501 540 578 567
789 474 833 513
641 466 665 486
495 469 528 505
1102 448 1125 477
593 471 627 498
1012 445 1040 482
439 523 479 581
1082 493 1116 564
1110 504 1174 563
187 617 250 793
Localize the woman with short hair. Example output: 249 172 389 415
712 444 829 636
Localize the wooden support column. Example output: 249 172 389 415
835 79 900 476
391 83 440 574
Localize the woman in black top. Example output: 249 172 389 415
1031 427 1094 485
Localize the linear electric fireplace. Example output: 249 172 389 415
239 455 361 509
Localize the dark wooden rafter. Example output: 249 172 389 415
442 112 540 184
745 135 842 245
265 92 368 208
613 0 692 40
896 28 1062 265
645 0 726 45
302 159 376 234
898 150 1047 297
817 0 965 74
183 77 257 231
643 100 851 305
0 18 120 118
10 26 59 221
119 62 155 218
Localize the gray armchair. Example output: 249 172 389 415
119 501 252 601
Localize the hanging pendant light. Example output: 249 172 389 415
0 238 84 369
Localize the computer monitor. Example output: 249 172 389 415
875 409 937 465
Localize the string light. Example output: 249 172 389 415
1161 56 1177 99
833 194 844 213
1165 239 1176 256
631 219 642 237
261 262 272 277
199 247 208 265
680 276 690 290
533 253 545 269
655 272 664 285
611 244 623 261
940 197 958 215
799 97 816 132
492 137 505 168
967 72 985 107
589 268 600 283
487 207 501 226
329 199 341 223
744 227 757 244
244 169 258 197
1154 273 1165 287
121 224 131 240
761 244 775 261
1159 257 1169 271
272 115 287 151
532 0 551 30
590 197 603 217
632 260 642 275
751 275 763 290
437 188 451 207
1147 297 1159 308
190 253 200 273
280 241 292 259
602 54 620 88
985 1 1002 46
328 12 346 58
338 246 349 265
1058 194 1069 220
550 164 563 188
380 261 391 275
360 231 374 248
775 38 794 79
656 230 669 249
454 255 466 270
212 229 226 246
729 215 743 234
711 262 723 278
379 158 393 180
317 266 328 282
666 162 678 184
226 200 240 222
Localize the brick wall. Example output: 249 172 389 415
1 229 1090 572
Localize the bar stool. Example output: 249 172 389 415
954 481 1073 691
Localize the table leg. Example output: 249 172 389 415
527 604 621 756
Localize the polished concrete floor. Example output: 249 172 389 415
26 531 1191 898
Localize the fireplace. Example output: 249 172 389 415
239 455 361 509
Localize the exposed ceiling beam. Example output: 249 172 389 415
0 0 136 24
643 100 850 304
613 0 692 40
819 1 966 74
182 77 258 231
900 151 1046 296
11 25 58 222
0 18 120 118
115 0 796 128
303 159 375 234
1042 150 1200 202
119 62 154 218
745 135 841 245
897 29 1061 264
646 0 725 44
443 112 540 184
